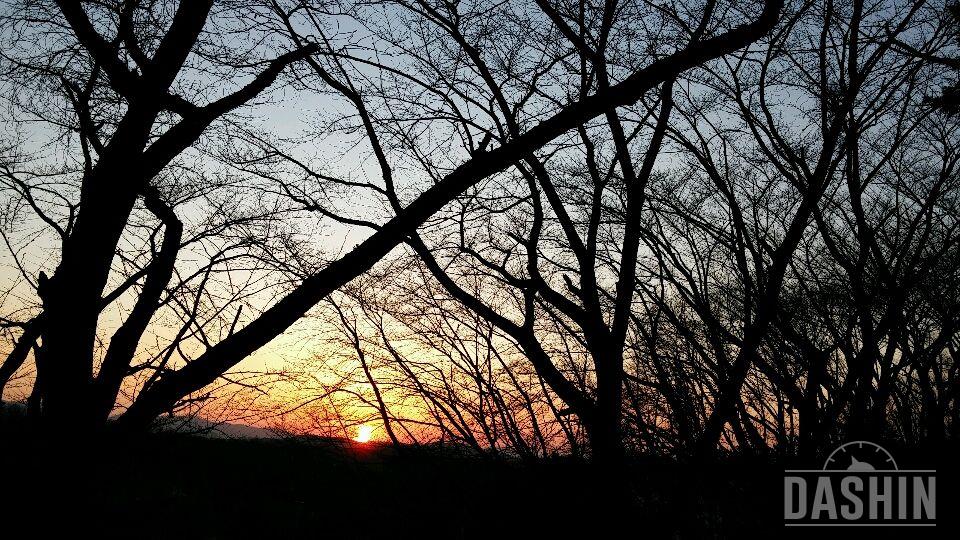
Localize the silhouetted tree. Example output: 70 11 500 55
0 0 782 441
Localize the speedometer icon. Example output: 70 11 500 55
823 440 898 471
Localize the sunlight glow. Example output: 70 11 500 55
354 424 374 443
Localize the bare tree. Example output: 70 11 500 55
637 0 959 456
287 0 960 463
0 0 318 430
114 0 783 440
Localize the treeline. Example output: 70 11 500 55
0 0 957 461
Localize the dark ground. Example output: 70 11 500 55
0 409 955 539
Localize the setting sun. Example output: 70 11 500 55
354 425 374 443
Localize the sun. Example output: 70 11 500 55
354 424 374 443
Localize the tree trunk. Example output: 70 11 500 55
38 110 155 430
590 350 624 464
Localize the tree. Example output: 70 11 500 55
1 0 317 430
210 0 782 461
0 0 782 441
296 0 960 462
116 0 784 439
638 0 959 455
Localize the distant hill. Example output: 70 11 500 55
1 401 284 440
152 415 284 439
